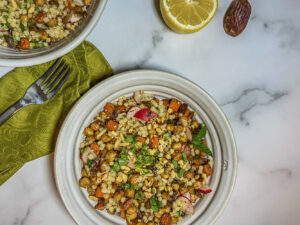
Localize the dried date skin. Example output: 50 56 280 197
223 0 252 37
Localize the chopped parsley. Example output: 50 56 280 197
190 126 213 157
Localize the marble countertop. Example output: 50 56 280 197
1 0 300 224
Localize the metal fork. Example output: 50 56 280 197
0 58 72 126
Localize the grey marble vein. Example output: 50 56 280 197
221 87 288 126
252 14 300 52
268 168 293 177
135 29 165 68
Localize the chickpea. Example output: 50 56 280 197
107 208 115 214
87 186 95 195
126 207 137 220
101 134 112 143
125 188 135 198
137 223 146 225
34 0 45 6
85 136 95 143
184 171 194 179
174 125 183 134
193 181 202 189
79 177 90 188
180 134 188 143
83 0 91 5
39 30 48 40
172 142 182 151
84 127 94 136
20 14 29 23
173 152 182 161
105 151 117 162
179 186 188 195
94 131 101 140
179 116 188 127
191 120 199 129
166 124 174 132
129 174 139 185
99 111 107 119
147 222 155 225
81 168 88 177
203 164 213 176
106 143 113 150
114 191 124 201
162 192 170 200
172 216 178 224
100 161 109 172
172 183 179 191
90 122 100 131
48 18 57 27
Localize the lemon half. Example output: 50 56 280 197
160 0 218 34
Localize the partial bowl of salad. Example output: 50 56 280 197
54 70 237 225
0 0 107 67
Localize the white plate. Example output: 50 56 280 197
54 70 237 225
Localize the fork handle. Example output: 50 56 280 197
0 100 24 126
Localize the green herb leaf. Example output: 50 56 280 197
133 184 140 190
87 159 93 168
112 162 120 172
19 22 25 32
5 22 12 29
124 183 131 190
142 144 149 151
27 19 33 27
192 126 207 141
191 125 213 157
154 151 161 157
135 167 150 175
125 135 137 144
178 168 185 178
176 211 181 217
172 160 178 169
163 132 170 140
118 158 127 166
134 192 141 200
182 153 187 162
135 141 143 149
150 197 160 212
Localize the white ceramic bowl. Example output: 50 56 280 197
54 70 237 225
0 0 107 67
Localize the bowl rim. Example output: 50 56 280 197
54 69 238 225
0 0 107 67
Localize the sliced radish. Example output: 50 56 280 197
126 106 141 119
199 185 212 194
133 91 142 104
127 161 135 169
81 148 92 164
133 91 154 104
177 196 194 215
134 108 157 122
187 128 193 141
182 192 191 201
69 14 82 23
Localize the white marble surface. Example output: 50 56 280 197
1 0 300 224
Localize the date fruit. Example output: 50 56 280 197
223 0 252 37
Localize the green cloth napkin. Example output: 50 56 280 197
0 41 113 185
